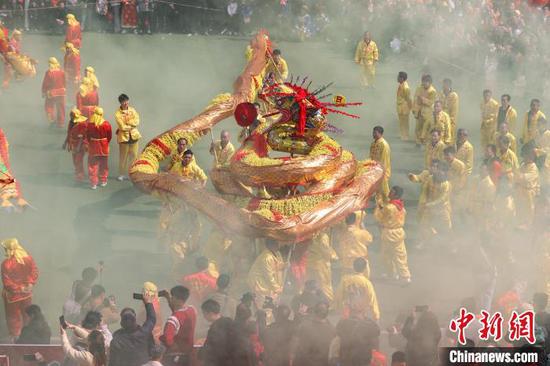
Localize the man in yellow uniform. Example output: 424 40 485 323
369 126 391 200
374 186 411 284
165 137 189 171
202 228 232 277
412 74 437 146
522 99 546 144
396 71 412 141
493 122 517 155
456 128 474 177
408 160 452 250
425 129 445 169
169 149 207 185
480 89 499 150
209 130 235 168
424 100 452 145
440 78 459 144
515 143 540 230
337 212 373 277
497 94 517 135
115 93 141 181
470 162 497 235
305 231 338 301
266 49 288 84
354 31 378 88
247 239 284 300
497 135 519 178
535 118 550 186
334 258 380 321
443 146 467 224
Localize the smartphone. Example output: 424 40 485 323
133 293 144 300
23 354 37 362
415 305 429 312
59 315 68 329
158 290 169 298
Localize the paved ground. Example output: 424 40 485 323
0 33 538 342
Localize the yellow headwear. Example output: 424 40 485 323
1 238 29 265
12 29 21 37
143 282 158 297
85 66 100 89
48 57 60 71
71 107 87 123
64 42 79 55
66 14 79 26
81 77 93 94
79 84 87 97
90 107 104 126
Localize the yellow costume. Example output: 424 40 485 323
247 248 284 297
396 81 412 140
494 131 517 155
424 111 452 145
413 85 437 144
369 137 391 199
480 98 499 149
266 57 288 83
409 171 452 243
498 106 517 135
425 140 445 169
470 175 496 233
305 232 338 301
202 230 232 278
441 91 459 143
334 273 380 321
522 110 546 144
374 200 410 280
448 158 467 196
354 40 378 87
497 148 519 177
535 130 550 186
337 225 372 277
211 141 235 168
115 106 141 177
456 140 474 176
514 162 539 228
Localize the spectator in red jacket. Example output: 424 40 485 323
41 57 66 128
86 107 112 189
1 238 39 340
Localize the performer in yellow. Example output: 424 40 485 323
408 160 452 250
337 212 373 277
305 231 338 301
209 130 235 168
443 146 467 200
396 71 412 141
265 49 288 83
440 78 459 144
202 228 232 278
497 135 519 178
169 149 207 185
515 143 540 230
456 128 474 176
469 162 497 235
493 122 517 155
115 93 141 181
480 89 499 150
334 258 380 321
535 118 550 186
247 239 284 299
369 126 391 200
84 66 99 90
165 137 189 171
424 100 452 145
374 186 411 283
354 31 378 88
497 94 517 134
521 99 546 144
425 129 445 169
412 74 437 146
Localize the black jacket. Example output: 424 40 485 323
200 317 235 366
17 318 51 344
108 303 156 366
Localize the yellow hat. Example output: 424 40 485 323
48 57 60 70
12 29 21 36
85 66 95 73
1 238 29 264
143 282 158 297
71 107 87 123
90 107 104 126
67 13 75 20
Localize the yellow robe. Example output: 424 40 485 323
354 40 378 87
305 232 338 301
413 85 437 144
448 158 467 214
497 148 519 177
169 160 208 183
456 140 474 176
493 131 517 155
480 98 499 149
211 141 235 168
424 111 452 145
337 225 372 276
115 106 142 176
522 110 547 144
334 273 380 321
498 106 518 135
396 81 412 140
470 175 496 233
440 91 459 143
202 230 232 277
535 130 550 186
247 249 285 297
514 162 540 228
266 57 288 83
369 137 391 199
374 201 410 280
425 140 445 169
